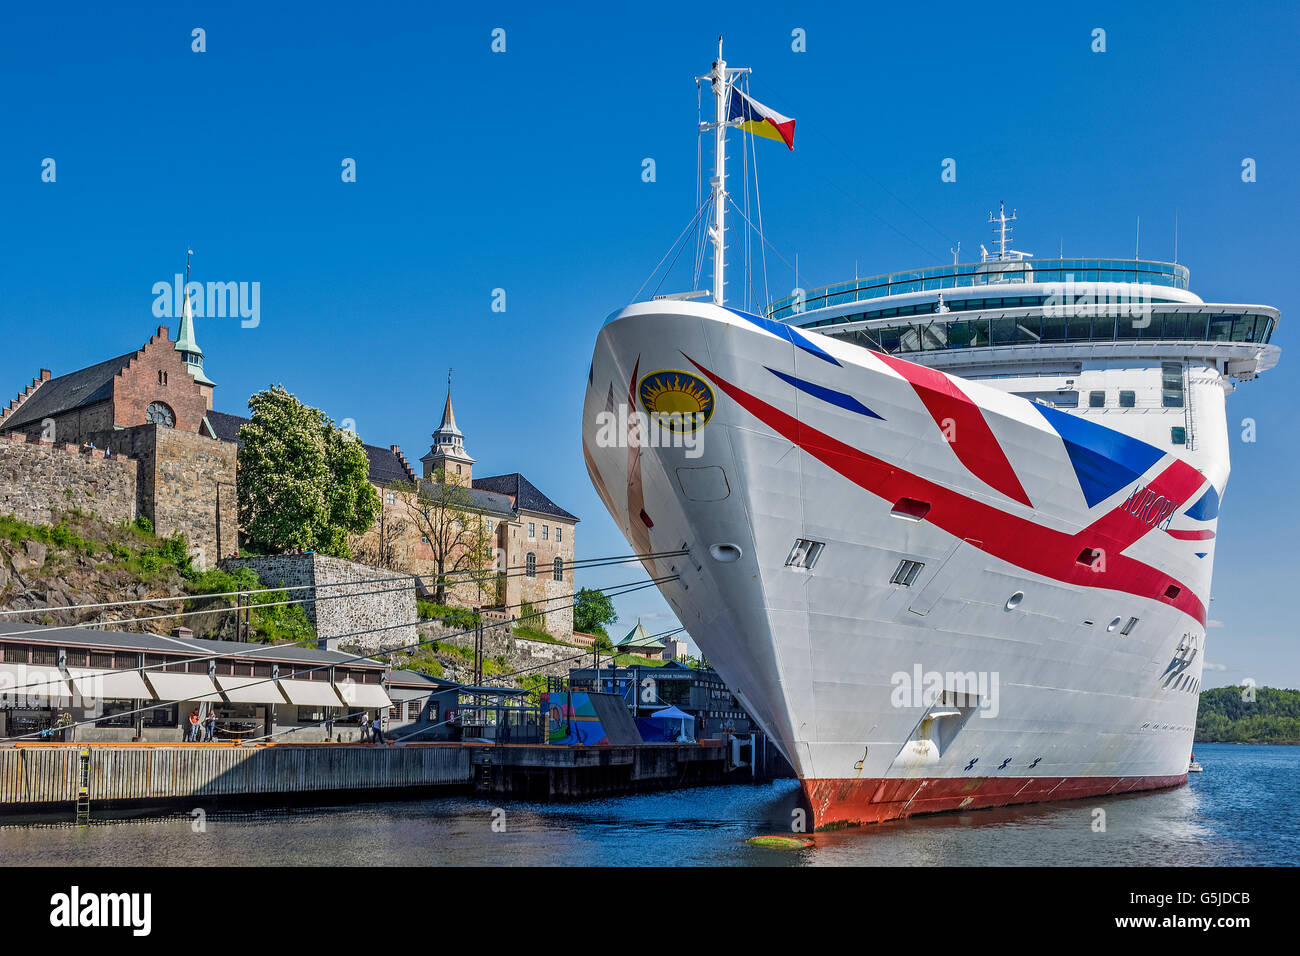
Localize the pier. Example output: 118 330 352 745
0 740 738 817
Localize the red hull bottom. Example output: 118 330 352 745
803 773 1188 829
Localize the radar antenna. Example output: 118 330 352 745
982 201 1032 262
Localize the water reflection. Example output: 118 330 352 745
1 744 1294 866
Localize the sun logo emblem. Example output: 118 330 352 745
638 370 715 432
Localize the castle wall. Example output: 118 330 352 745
5 401 116 447
223 553 416 654
87 424 237 569
0 434 137 527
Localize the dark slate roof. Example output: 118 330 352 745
388 668 459 688
465 486 518 517
2 351 137 431
473 473 579 522
0 621 384 667
365 445 415 487
206 409 250 446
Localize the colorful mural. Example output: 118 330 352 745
542 692 642 746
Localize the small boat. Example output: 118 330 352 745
1188 753 1204 772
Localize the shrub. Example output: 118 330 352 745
133 515 154 533
417 601 480 631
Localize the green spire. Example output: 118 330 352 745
176 291 215 387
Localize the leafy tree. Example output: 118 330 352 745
236 385 379 558
573 587 618 638
400 468 494 605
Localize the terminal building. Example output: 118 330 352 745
0 622 404 743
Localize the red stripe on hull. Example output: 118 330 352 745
803 773 1187 829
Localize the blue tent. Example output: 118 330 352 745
635 705 696 743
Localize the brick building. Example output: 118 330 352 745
0 302 236 567
351 391 581 638
2 296 580 632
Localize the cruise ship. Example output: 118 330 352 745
580 44 1281 828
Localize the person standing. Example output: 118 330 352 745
372 712 385 745
187 709 200 742
360 712 371 744
205 708 217 743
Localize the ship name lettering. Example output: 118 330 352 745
1121 484 1177 530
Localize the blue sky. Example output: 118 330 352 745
1 1 1296 686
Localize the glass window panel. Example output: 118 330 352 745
1208 316 1234 342
920 322 947 350
946 321 973 348
1014 315 1041 344
1116 314 1141 339
991 317 1018 345
1161 313 1188 339
1119 391 1136 408
1232 314 1259 342
1041 314 1066 343
1066 313 1091 341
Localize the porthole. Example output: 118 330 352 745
1107 617 1123 632
709 543 743 563
1005 591 1024 611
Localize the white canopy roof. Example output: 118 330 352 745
67 666 151 702
145 671 222 703
279 679 344 707
0 663 71 701
216 675 288 705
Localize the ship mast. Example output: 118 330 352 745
700 38 749 306
982 201 1032 262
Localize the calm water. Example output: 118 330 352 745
2 743 1295 866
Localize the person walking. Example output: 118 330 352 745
372 712 385 745
205 708 217 743
360 712 371 744
187 709 200 742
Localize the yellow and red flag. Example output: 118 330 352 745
727 86 795 150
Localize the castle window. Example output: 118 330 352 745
553 557 563 581
385 491 395 505
528 522 535 538
542 525 549 540
158 370 168 386
145 402 175 427
556 526 563 543
526 553 536 577
485 519 494 532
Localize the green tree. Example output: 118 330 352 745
573 587 618 637
236 385 379 557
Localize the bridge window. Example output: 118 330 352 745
1089 391 1106 408
1171 426 1187 445
1119 390 1136 408
1161 363 1184 408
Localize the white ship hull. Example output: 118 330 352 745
582 301 1223 827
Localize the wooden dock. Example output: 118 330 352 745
0 741 735 816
